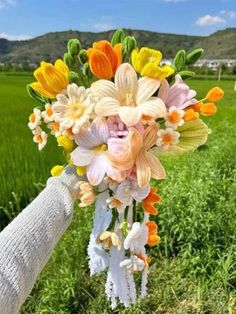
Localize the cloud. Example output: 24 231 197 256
195 15 225 26
220 10 236 19
0 32 32 41
81 16 115 32
0 0 16 9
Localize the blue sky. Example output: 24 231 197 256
0 0 236 40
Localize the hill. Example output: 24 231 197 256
0 28 235 64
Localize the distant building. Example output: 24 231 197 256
161 58 236 71
195 59 236 71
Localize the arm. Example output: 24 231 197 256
0 167 79 314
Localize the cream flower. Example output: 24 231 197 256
106 197 126 214
78 181 96 207
165 106 185 129
32 127 48 150
42 103 54 123
92 63 166 126
124 222 148 252
28 108 41 130
52 83 94 134
120 255 145 274
156 128 180 150
97 231 121 250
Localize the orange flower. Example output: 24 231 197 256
200 102 217 116
184 108 199 121
87 40 122 79
142 187 161 215
191 102 203 112
205 87 224 102
146 221 160 246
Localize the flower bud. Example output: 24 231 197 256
67 39 81 56
83 62 94 79
78 49 88 64
122 36 137 54
63 52 74 68
111 28 125 46
205 87 224 102
69 71 79 84
200 103 217 116
51 165 64 176
184 108 199 121
57 135 74 152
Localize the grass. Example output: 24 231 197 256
0 75 236 313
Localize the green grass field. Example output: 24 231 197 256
0 75 236 313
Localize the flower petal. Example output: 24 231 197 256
119 106 142 126
91 117 109 143
136 152 151 188
71 147 94 166
143 125 158 150
136 77 161 104
145 151 166 180
95 97 121 117
87 155 107 185
115 63 138 102
139 97 166 119
88 49 113 79
158 79 170 104
91 80 118 99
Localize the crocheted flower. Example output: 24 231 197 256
52 83 94 135
42 104 54 123
28 108 41 130
92 63 166 126
156 128 180 150
97 231 121 250
165 106 185 129
120 255 145 273
32 127 48 150
124 222 148 252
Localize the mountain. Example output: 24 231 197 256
0 28 236 64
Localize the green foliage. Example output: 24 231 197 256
185 48 204 66
173 49 186 72
0 75 236 313
111 28 126 46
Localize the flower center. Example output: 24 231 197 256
29 113 36 123
125 93 136 106
168 111 180 123
52 122 60 132
93 144 108 153
46 107 53 116
69 102 85 119
163 134 173 144
35 134 42 143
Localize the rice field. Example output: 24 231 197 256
0 74 236 313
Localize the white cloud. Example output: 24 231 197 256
0 0 16 9
220 10 236 19
195 14 225 26
81 16 115 32
0 32 32 41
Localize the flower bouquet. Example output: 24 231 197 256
27 29 224 308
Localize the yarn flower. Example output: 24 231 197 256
92 63 166 126
131 47 174 80
31 59 69 99
87 40 122 79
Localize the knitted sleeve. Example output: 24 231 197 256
0 167 79 314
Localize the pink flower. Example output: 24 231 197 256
71 117 125 185
107 116 144 138
158 74 196 110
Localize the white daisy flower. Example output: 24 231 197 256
156 128 180 150
52 83 95 135
42 103 54 123
124 222 148 252
28 108 41 130
120 255 145 274
165 106 185 129
33 127 48 150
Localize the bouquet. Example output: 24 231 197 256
27 29 224 308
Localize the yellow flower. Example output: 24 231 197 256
31 59 69 99
51 165 64 176
131 47 174 80
57 135 74 152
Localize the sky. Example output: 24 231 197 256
0 0 236 40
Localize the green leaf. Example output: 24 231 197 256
111 28 126 46
173 49 186 72
186 48 204 66
26 84 46 104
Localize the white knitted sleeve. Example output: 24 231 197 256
0 167 79 314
